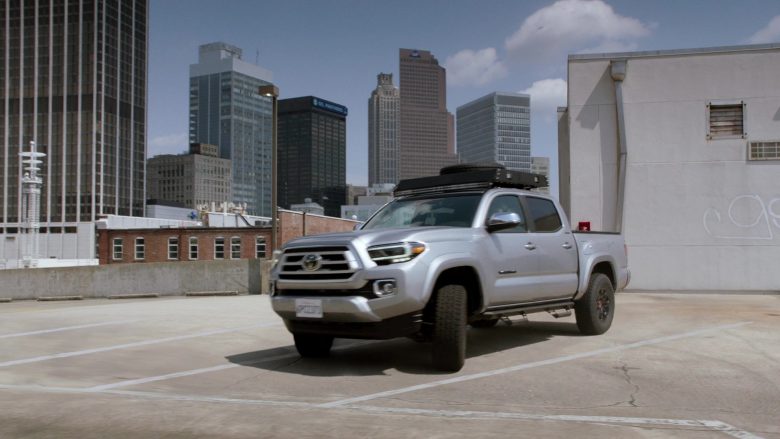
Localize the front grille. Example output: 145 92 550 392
279 245 359 281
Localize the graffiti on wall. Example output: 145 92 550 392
703 195 780 240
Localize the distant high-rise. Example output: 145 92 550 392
399 49 457 179
189 42 274 216
278 97 347 217
457 92 531 171
368 73 400 186
147 143 232 209
1 0 149 225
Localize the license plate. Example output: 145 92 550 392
295 298 323 318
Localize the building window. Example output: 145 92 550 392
168 237 179 260
255 237 267 259
707 102 745 139
214 237 225 259
231 237 241 259
189 237 199 260
748 141 780 161
135 237 145 260
112 238 123 261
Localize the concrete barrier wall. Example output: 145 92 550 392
0 259 271 300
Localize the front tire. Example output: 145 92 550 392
432 284 467 372
575 273 615 335
293 333 334 358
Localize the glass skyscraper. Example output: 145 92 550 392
1 0 148 226
278 96 347 217
368 73 399 186
456 92 531 171
189 42 274 216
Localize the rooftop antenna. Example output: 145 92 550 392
256 49 259 64
19 140 46 268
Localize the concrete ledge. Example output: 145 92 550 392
37 296 83 302
185 291 239 297
108 293 160 300
0 259 264 300
0 298 12 303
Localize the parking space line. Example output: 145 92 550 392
0 323 280 368
0 320 142 340
0 383 762 438
318 321 752 408
349 406 764 439
87 340 371 391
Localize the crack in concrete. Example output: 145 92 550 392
612 360 640 408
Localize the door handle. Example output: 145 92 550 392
562 242 573 249
524 243 536 251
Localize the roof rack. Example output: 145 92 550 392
394 164 547 197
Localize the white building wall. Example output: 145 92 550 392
562 44 780 290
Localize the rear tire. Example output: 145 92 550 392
575 273 615 335
293 333 334 358
432 284 467 372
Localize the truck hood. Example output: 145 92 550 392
282 227 478 250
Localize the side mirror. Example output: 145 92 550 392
353 222 364 231
486 212 522 233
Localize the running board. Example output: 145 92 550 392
483 299 575 319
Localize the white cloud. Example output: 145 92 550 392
445 48 508 87
520 78 567 122
505 0 652 61
149 132 188 155
748 15 780 44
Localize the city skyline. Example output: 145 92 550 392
146 0 780 197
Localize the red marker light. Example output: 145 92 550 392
578 221 591 232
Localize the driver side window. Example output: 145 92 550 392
486 195 527 233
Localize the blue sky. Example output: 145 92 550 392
149 0 780 195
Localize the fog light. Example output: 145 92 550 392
373 279 397 297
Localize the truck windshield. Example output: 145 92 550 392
362 194 482 230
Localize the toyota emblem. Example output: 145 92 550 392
302 254 323 271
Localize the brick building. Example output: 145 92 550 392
97 210 358 265
98 228 271 265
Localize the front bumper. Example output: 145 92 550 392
282 311 423 339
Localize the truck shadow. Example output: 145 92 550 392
225 320 581 377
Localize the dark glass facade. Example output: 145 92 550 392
278 96 347 217
0 0 148 225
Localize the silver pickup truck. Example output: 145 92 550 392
270 165 629 372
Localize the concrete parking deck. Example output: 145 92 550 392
0 293 778 438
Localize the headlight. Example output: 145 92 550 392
271 249 284 269
368 242 426 265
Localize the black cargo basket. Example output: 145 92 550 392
393 163 547 197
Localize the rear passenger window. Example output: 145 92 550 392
525 197 562 232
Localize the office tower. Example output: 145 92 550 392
457 92 531 171
278 96 347 217
147 143 232 209
1 0 148 226
189 42 274 216
398 49 457 179
368 73 400 185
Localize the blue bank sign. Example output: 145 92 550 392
312 97 348 116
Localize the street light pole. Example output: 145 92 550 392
259 85 279 252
